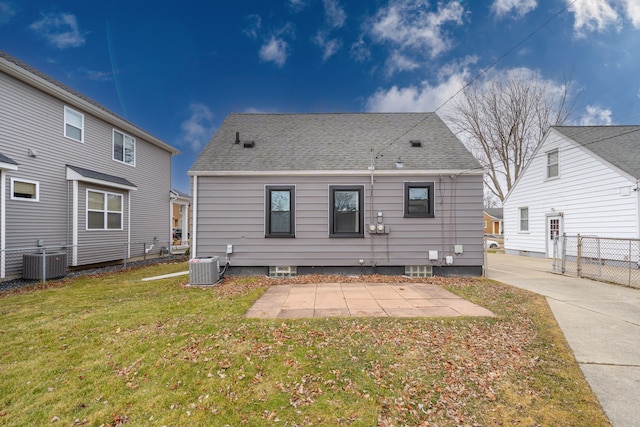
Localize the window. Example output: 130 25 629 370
266 186 295 238
64 106 84 142
87 190 123 230
113 130 136 166
519 207 529 232
547 149 559 179
404 182 434 218
329 185 364 237
11 178 39 201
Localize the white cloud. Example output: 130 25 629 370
385 51 419 76
323 0 346 28
366 71 468 112
314 31 342 61
77 67 113 82
243 14 262 40
259 36 289 67
350 37 371 62
368 0 464 59
180 103 215 153
623 0 640 27
491 0 537 18
288 0 308 12
569 0 620 35
0 2 17 25
579 105 613 125
29 12 87 49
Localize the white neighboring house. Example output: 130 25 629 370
503 126 640 258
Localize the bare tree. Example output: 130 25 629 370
446 69 574 203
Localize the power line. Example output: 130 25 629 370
375 0 577 159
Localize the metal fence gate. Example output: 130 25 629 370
553 234 640 289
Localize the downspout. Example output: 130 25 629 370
637 179 640 239
368 152 375 271
1 171 5 278
71 180 78 266
192 175 198 259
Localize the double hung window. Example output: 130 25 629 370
519 207 529 232
329 185 364 237
64 106 84 142
266 186 295 237
547 149 559 179
404 182 434 218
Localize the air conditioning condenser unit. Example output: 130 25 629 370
189 256 220 285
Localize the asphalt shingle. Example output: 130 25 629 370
553 126 640 179
190 113 483 173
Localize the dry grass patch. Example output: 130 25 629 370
0 265 609 426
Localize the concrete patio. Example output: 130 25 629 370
245 282 495 319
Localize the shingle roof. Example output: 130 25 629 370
67 164 137 188
0 50 179 155
0 152 18 166
484 208 503 219
553 126 640 179
190 113 483 172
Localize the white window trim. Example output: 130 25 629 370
10 177 39 202
64 106 84 143
519 207 529 233
112 129 136 167
546 148 559 180
86 189 123 231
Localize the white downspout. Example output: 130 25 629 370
72 180 79 266
1 170 5 278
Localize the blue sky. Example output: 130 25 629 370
1 0 639 193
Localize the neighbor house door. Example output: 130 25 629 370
546 215 562 258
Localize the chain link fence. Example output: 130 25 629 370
553 234 640 289
1 240 181 292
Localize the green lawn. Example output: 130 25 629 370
0 262 609 426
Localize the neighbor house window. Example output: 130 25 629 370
330 185 364 237
64 106 84 142
113 130 136 166
519 207 529 232
11 178 39 201
547 149 559 179
266 185 295 238
87 190 123 230
404 182 434 218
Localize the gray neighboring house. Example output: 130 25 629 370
0 51 179 278
189 113 485 277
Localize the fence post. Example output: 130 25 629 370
561 233 566 273
577 233 582 278
629 239 632 287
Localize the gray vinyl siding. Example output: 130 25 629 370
194 174 483 268
1 63 173 266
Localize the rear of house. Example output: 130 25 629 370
503 126 640 258
189 113 485 277
0 51 178 279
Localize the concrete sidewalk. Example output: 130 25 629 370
245 282 495 319
487 253 640 427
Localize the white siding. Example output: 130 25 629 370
504 129 639 256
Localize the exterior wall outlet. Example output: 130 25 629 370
454 245 463 254
226 244 233 254
445 255 454 265
428 250 438 261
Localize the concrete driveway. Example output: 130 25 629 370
487 253 640 427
